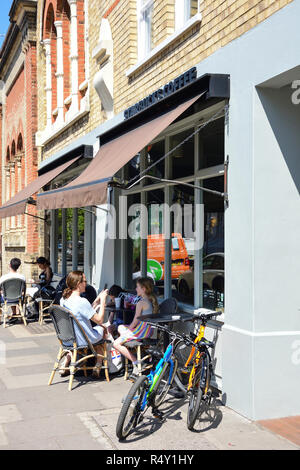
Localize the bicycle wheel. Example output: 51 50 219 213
152 358 178 408
187 354 209 430
173 340 195 393
116 375 148 440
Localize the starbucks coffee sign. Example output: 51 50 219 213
124 67 197 120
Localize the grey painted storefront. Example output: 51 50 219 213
41 0 300 421
192 0 300 420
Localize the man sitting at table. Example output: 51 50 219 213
0 258 26 322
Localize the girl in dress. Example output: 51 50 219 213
113 277 159 377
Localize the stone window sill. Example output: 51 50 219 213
126 13 202 78
36 102 90 147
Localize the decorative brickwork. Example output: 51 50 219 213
0 0 42 279
36 0 293 166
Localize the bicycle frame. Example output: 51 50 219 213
182 323 209 393
140 341 176 412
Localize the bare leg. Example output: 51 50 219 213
113 338 136 363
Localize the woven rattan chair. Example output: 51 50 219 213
48 304 110 391
0 278 27 328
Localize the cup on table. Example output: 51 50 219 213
115 297 121 309
124 299 130 309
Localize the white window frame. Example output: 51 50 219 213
175 0 199 30
137 0 154 60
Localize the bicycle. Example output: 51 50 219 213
173 311 222 430
116 323 182 441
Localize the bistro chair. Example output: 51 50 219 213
159 297 178 316
35 275 63 325
0 278 27 328
48 304 110 391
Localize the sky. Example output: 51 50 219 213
0 0 13 48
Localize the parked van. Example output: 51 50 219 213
146 233 190 282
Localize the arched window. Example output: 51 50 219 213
11 140 16 158
6 146 10 162
17 133 23 152
42 0 86 131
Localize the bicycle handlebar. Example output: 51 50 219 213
182 310 223 323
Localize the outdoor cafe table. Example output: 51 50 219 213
138 312 193 349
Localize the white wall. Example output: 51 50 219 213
194 0 300 419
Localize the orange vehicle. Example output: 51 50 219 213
147 233 190 282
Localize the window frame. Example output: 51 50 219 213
137 0 154 60
119 103 226 311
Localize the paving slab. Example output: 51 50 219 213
0 321 299 450
0 404 22 424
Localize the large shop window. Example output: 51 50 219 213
56 208 85 276
122 113 225 312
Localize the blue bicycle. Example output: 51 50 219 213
116 323 181 440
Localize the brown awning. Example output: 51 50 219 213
37 94 202 210
0 156 80 219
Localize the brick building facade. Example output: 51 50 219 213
0 0 42 280
0 0 298 421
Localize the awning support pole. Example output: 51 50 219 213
125 175 227 199
24 212 47 221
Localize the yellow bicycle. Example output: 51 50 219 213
174 311 222 430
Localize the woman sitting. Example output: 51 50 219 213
60 271 109 377
26 257 54 319
113 277 158 378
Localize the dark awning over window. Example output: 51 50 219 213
0 156 80 219
37 94 202 210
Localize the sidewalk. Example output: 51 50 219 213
0 321 298 450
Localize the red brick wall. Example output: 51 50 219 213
43 0 85 111
62 1 71 116
0 104 2 237
6 68 25 150
24 42 39 255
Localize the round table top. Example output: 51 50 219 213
138 312 193 323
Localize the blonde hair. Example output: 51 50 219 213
137 277 159 314
62 271 85 299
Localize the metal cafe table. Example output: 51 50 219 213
138 312 193 348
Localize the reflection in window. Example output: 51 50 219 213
126 153 141 181
146 141 165 181
171 184 195 305
77 209 85 271
57 209 63 275
170 128 194 179
198 117 224 170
